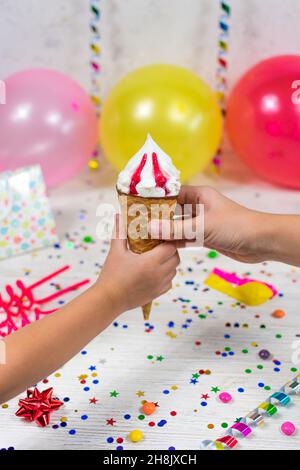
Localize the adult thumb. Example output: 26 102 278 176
148 216 202 242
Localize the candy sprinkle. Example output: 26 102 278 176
281 421 296 436
272 309 286 319
128 430 143 443
142 402 156 416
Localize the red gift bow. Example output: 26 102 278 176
0 265 90 337
15 387 63 427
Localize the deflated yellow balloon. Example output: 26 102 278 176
100 64 223 181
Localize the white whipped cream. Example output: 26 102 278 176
117 134 181 197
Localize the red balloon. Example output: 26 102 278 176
227 55 300 188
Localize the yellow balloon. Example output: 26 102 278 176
100 64 223 181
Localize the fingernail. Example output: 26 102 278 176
148 220 161 238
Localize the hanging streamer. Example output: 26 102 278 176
89 0 102 170
200 373 300 450
212 0 231 173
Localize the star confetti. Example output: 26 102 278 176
106 418 116 426
89 397 98 404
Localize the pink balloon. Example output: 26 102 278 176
0 69 98 187
227 56 300 188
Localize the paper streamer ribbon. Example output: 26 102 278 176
0 266 90 337
89 0 102 170
200 373 300 450
212 0 231 173
204 268 278 306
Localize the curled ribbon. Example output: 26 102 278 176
0 266 90 337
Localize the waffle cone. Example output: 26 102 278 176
118 190 177 320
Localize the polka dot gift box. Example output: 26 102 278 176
0 165 58 260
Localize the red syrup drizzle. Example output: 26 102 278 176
152 152 169 194
129 153 147 195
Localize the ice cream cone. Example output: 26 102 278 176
118 190 177 320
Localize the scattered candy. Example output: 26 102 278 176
142 402 156 415
281 421 296 436
259 349 271 360
219 392 232 403
272 309 286 318
128 430 143 443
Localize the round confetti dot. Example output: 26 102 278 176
54 373 61 378
148 421 155 427
163 390 170 394
60 422 67 428
201 401 207 407
142 402 156 415
281 421 296 436
219 392 232 403
258 382 264 388
69 430 76 435
168 446 176 450
245 369 252 374
1 404 8 409
276 334 282 339
138 414 145 420
221 422 228 429
81 350 87 355
170 411 177 416
128 430 143 443
63 397 70 402
259 349 271 360
272 309 286 319
116 446 123 450
157 420 167 427
83 235 94 243
107 437 114 443
124 414 131 420
264 385 271 391
237 388 244 393
207 424 214 429
81 415 88 420
208 250 218 259
116 437 123 444
83 387 90 392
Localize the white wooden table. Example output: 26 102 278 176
1 159 300 450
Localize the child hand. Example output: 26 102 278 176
149 186 269 264
96 216 180 313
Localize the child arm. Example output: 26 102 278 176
0 222 179 403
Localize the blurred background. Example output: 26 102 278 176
1 0 300 95
1 0 300 208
